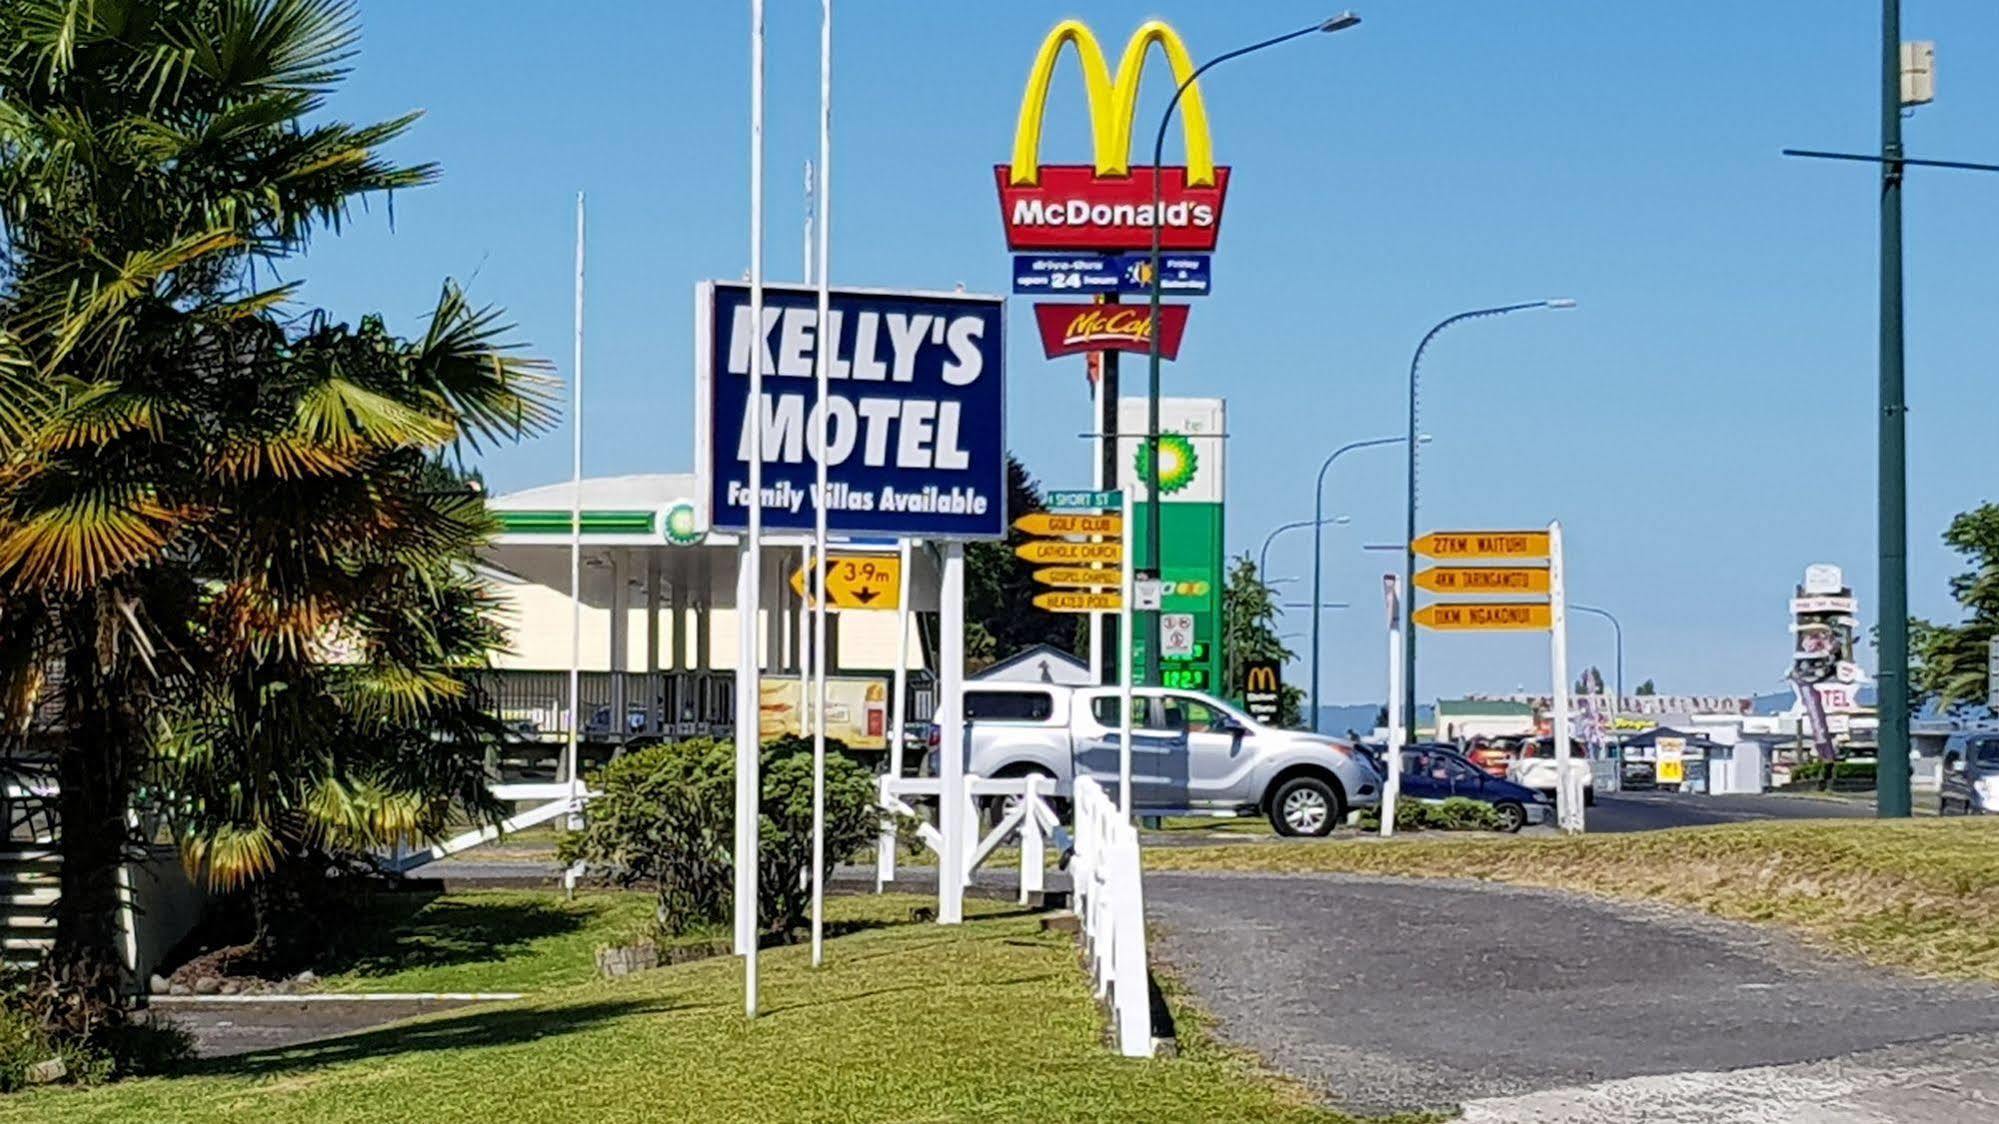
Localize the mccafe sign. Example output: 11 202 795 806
1033 303 1189 359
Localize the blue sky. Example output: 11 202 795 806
302 2 1999 704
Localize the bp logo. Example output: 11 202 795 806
1134 433 1198 495
658 501 703 545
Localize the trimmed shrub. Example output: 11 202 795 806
559 735 880 939
1788 759 1877 788
1357 797 1507 833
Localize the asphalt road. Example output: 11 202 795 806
1583 789 1875 834
1147 871 1999 1120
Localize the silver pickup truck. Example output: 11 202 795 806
929 681 1381 836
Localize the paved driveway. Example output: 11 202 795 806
1147 871 1999 1119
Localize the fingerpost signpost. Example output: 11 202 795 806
1411 522 1580 832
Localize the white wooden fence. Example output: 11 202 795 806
875 773 1059 906
1070 776 1153 1058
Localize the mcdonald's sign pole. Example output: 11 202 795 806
1140 13 1360 683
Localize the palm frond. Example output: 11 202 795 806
415 284 560 450
0 480 181 590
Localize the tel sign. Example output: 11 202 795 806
696 282 1007 540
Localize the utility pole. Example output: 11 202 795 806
1786 17 1993 818
1875 0 1911 819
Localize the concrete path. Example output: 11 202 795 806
1455 1033 1999 1124
1147 871 1999 1120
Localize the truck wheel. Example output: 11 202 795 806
985 771 1060 831
1269 776 1341 837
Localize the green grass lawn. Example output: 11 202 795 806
5 892 1389 1124
1147 817 1999 984
314 890 656 993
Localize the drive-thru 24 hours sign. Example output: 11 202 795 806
695 282 1007 540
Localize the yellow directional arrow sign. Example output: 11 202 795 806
1414 566 1552 595
789 553 900 610
1412 602 1552 631
1016 540 1123 565
1411 531 1551 560
1013 511 1123 537
1033 566 1121 589
1033 590 1123 613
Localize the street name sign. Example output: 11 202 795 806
1014 512 1122 537
1411 531 1551 560
1412 602 1552 631
1414 566 1552 595
789 553 901 610
1034 590 1122 613
1046 489 1121 511
1016 540 1123 565
1033 566 1120 589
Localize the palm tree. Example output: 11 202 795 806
155 296 550 970
0 0 550 1025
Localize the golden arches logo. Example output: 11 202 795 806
1245 666 1280 693
1008 20 1215 188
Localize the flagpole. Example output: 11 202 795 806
566 192 585 847
808 0 832 969
736 0 766 1019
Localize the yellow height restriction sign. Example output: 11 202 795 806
1411 531 1552 560
1033 590 1122 613
1033 566 1120 589
1412 602 1552 631
789 553 900 610
1016 540 1123 565
1013 512 1122 537
1413 566 1552 595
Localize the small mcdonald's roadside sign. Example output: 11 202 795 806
1241 659 1283 725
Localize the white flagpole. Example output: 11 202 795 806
566 193 585 844
735 0 766 1019
809 0 832 969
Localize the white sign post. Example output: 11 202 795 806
1381 575 1405 839
1988 636 1999 711
1548 520 1581 834
1118 490 1136 818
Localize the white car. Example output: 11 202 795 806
1506 738 1595 806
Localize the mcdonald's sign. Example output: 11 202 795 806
1242 659 1283 725
997 20 1231 252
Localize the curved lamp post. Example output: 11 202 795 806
1143 12 1361 686
1571 603 1625 760
1258 514 1349 580
1401 299 1575 740
1305 436 1405 730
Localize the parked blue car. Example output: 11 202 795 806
1358 743 1552 832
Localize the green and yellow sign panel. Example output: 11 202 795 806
1119 396 1225 694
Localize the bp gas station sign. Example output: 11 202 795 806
1117 396 1226 696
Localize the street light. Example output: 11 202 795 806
1258 514 1349 580
1401 299 1575 741
1571 603 1625 772
1568 605 1624 705
1143 12 1361 687
1306 435 1409 730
